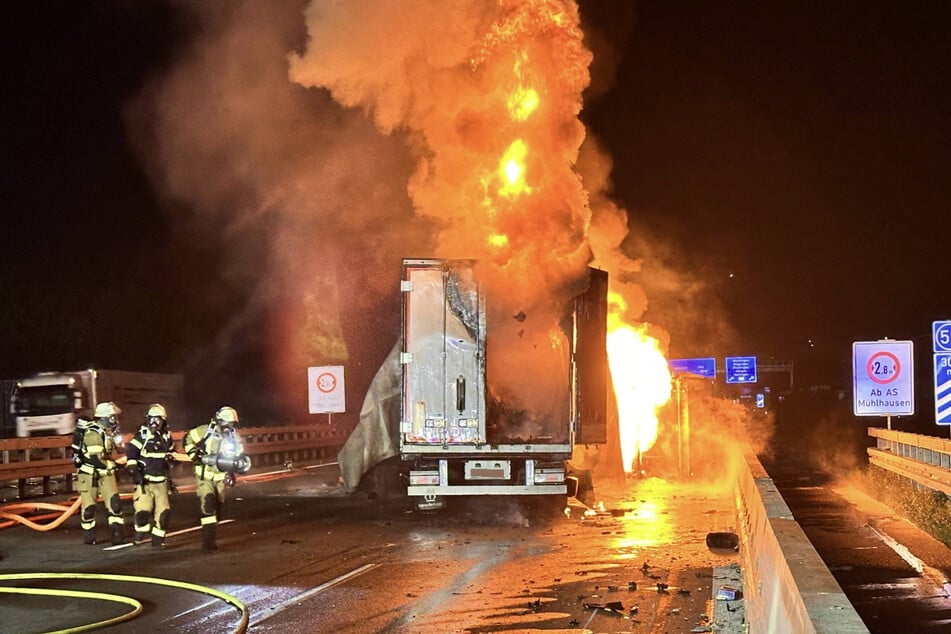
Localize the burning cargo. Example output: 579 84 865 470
339 258 608 509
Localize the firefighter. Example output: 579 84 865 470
184 406 250 551
75 401 126 545
126 403 176 548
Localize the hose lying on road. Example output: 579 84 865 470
0 498 80 531
0 462 315 531
0 572 248 634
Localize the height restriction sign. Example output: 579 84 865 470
852 340 914 417
308 365 345 414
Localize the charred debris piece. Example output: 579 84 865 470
581 599 625 615
706 531 740 551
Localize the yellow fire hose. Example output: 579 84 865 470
0 461 315 631
0 572 248 634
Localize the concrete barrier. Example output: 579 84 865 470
735 448 868 633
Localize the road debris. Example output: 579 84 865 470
716 585 741 601
706 531 740 551
582 598 625 614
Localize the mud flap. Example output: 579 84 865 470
565 476 579 498
567 467 596 507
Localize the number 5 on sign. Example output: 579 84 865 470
934 321 951 353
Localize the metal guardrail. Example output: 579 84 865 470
0 424 351 499
867 427 951 496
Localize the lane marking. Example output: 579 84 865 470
866 523 950 597
305 461 339 470
249 562 379 626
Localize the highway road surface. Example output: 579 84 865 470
0 462 742 633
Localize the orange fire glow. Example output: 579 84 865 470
488 233 510 248
507 51 540 121
289 0 669 457
477 3 671 463
498 139 530 198
606 291 672 472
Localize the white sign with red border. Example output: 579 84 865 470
308 365 345 414
852 340 914 417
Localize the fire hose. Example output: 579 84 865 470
0 443 329 537
0 572 248 634
0 498 80 531
0 453 181 531
0 455 299 532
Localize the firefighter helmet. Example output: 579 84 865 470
94 402 121 419
147 403 167 419
215 406 239 426
146 403 167 431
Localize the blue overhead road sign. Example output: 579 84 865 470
725 356 757 384
669 357 716 379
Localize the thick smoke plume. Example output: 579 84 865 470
127 1 729 425
289 0 602 416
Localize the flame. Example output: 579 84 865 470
507 51 540 121
606 291 672 473
498 138 530 198
488 233 510 248
508 86 539 121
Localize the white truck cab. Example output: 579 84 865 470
13 372 87 437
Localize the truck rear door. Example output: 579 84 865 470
401 260 485 446
574 268 609 444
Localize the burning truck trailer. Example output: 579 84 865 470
339 258 609 511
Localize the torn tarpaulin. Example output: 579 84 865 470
337 340 401 493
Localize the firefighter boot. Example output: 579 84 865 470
151 533 165 549
110 524 125 546
201 524 217 552
136 531 150 544
82 528 97 545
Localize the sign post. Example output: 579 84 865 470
668 358 715 478
852 340 914 429
308 365 346 424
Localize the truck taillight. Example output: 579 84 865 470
409 470 440 486
533 469 565 484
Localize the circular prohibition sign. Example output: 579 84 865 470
866 351 901 385
315 372 337 393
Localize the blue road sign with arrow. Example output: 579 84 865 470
725 356 757 384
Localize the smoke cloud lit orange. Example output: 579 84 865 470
133 0 675 438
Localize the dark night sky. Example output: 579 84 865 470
2 2 949 420
583 1 951 390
